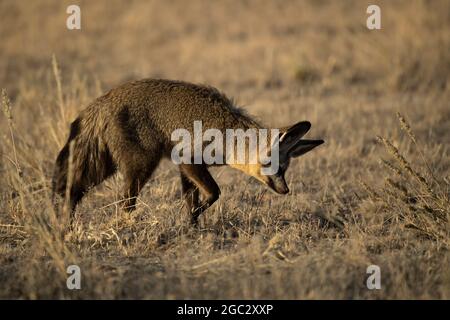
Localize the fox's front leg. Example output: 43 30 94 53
179 164 220 225
180 172 199 214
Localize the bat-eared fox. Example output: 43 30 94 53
52 79 324 225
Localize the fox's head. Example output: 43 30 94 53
230 121 324 194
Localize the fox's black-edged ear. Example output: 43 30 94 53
279 121 311 152
288 139 324 158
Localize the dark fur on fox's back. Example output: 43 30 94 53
52 79 262 211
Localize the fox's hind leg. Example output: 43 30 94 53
179 164 220 225
112 106 163 211
122 172 149 211
120 155 160 212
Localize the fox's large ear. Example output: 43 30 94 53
279 121 311 153
288 139 324 158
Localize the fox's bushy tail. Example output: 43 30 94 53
52 116 116 209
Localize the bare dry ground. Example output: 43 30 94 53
0 0 449 299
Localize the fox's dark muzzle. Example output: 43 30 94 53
267 176 289 194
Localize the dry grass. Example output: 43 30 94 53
0 0 449 299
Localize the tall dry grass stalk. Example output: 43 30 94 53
63 141 75 225
2 70 76 299
369 114 449 243
397 112 439 186
2 89 22 177
52 54 65 124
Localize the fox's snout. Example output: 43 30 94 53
276 184 289 195
267 175 290 195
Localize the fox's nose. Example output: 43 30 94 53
272 178 289 194
277 185 289 194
